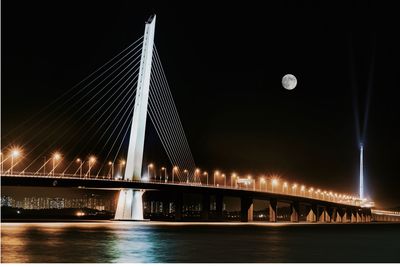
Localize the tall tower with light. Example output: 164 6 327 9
359 143 364 199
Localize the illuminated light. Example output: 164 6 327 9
10 148 21 158
203 171 208 175
76 211 85 216
76 158 81 163
232 172 237 177
148 163 154 168
247 175 252 179
120 160 126 166
184 169 188 173
283 182 288 187
108 161 113 166
292 183 298 189
272 179 278 186
161 167 165 170
52 152 61 161
173 166 178 171
260 177 266 183
215 170 220 175
195 168 200 173
89 156 96 164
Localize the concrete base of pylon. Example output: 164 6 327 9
114 189 146 220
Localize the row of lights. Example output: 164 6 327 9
146 164 357 203
1 147 358 203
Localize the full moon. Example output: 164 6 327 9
282 74 297 90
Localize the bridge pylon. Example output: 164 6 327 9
115 15 156 220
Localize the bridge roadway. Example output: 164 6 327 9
1 174 372 223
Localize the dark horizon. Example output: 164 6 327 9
2 1 400 208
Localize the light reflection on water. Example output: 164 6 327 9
1 222 400 263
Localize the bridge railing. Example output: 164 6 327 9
1 171 361 206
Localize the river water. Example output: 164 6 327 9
1 221 400 263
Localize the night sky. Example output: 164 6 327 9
2 1 400 208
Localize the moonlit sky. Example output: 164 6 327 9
2 1 400 208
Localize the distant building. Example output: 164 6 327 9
1 195 14 207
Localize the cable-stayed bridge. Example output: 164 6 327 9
2 15 397 223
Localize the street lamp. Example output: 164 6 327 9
0 152 3 174
195 168 200 183
76 158 83 178
259 177 265 191
283 182 288 193
10 148 21 175
231 172 237 188
184 169 189 183
172 166 178 183
88 156 96 178
108 161 114 179
203 171 208 185
148 163 154 180
161 167 167 182
221 173 226 187
119 160 126 178
316 189 321 199
213 170 220 186
292 183 298 195
300 185 305 196
272 178 278 193
52 152 61 176
309 187 314 198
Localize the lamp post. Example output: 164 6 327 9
221 173 226 187
231 173 237 188
195 168 200 184
309 187 314 198
300 185 306 196
213 171 220 186
161 167 167 182
283 182 288 194
184 169 189 183
10 149 21 175
52 152 61 176
0 152 3 174
203 171 208 185
88 156 96 178
272 178 278 193
148 163 154 180
292 184 298 195
108 161 114 179
259 177 265 190
76 158 83 178
172 166 178 183
119 160 126 179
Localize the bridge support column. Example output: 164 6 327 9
356 211 362 223
351 210 357 223
269 198 277 222
307 206 317 222
290 202 299 222
201 194 210 221
240 196 253 222
114 189 145 220
326 207 334 223
345 209 354 223
215 194 223 221
174 192 183 221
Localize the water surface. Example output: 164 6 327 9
1 221 400 263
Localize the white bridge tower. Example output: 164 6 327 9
115 15 156 220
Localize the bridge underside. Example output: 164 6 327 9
2 175 374 223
